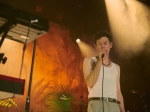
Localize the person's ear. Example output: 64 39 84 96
110 42 113 48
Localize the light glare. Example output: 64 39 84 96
76 39 80 43
105 0 150 58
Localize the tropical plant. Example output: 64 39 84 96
44 84 87 112
0 98 19 108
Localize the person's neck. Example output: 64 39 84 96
102 57 111 66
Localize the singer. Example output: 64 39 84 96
83 30 125 112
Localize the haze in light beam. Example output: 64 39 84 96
105 0 150 58
77 40 97 58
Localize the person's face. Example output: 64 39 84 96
94 36 112 55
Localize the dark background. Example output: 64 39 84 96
0 0 150 111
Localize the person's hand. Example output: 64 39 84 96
98 49 106 59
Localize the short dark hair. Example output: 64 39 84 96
93 30 112 44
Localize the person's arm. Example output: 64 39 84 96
116 64 125 112
83 57 102 88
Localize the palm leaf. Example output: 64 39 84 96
44 84 85 112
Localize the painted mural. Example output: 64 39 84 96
0 22 88 112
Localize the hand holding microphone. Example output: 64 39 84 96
99 49 106 59
101 53 105 58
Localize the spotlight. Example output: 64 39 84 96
76 38 80 43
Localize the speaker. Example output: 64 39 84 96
0 74 25 95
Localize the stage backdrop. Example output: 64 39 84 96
0 22 88 112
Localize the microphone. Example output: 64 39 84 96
101 53 105 58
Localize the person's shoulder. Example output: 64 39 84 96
112 62 120 69
83 57 96 65
84 57 94 61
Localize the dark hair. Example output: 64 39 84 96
93 30 112 44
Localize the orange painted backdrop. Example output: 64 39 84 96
0 22 88 112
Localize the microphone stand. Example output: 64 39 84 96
24 19 38 112
101 55 105 112
25 39 37 112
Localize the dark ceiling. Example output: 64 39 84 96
0 0 149 35
42 0 109 34
0 0 110 35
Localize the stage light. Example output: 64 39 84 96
77 40 97 57
76 38 80 43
